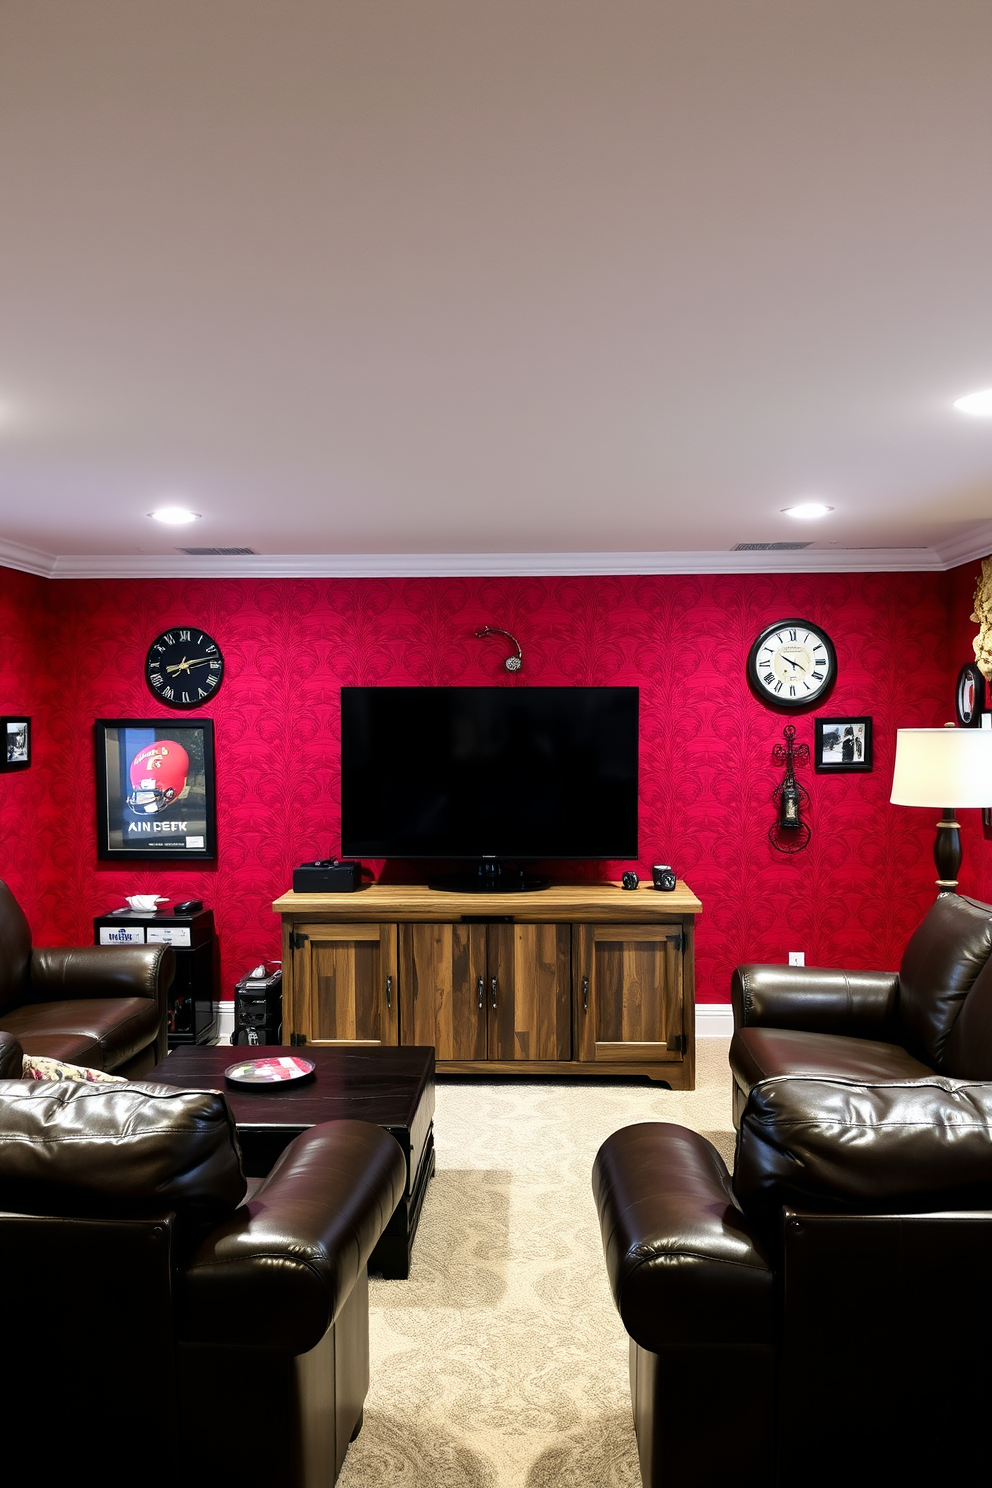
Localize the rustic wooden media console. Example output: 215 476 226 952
273 881 701 1088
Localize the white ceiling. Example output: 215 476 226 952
2 0 992 577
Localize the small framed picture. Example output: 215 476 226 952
0 717 31 770
95 718 216 860
814 716 873 773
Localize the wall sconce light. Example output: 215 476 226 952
474 626 523 672
769 724 811 853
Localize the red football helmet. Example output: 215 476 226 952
126 740 190 815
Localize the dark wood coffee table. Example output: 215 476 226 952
150 1044 435 1279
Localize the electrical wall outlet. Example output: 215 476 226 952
788 951 805 967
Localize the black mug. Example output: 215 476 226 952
652 864 677 892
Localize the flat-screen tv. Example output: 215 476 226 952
340 686 638 864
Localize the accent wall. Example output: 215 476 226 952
0 563 983 1004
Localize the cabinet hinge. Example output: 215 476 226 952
667 1033 686 1054
674 928 686 954
291 931 308 950
290 1032 307 1046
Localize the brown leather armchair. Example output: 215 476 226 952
0 1076 406 1487
594 1076 992 1488
0 877 174 1074
730 890 992 1126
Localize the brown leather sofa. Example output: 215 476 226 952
594 1074 992 1488
729 889 992 1125
0 877 174 1074
0 1074 406 1487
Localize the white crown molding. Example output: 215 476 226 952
931 521 992 569
0 536 57 577
1 535 990 580
2 543 958 579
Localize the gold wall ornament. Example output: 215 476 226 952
474 625 523 671
970 556 992 682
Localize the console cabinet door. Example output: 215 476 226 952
488 923 571 1062
293 923 399 1045
574 923 685 1066
400 923 488 1060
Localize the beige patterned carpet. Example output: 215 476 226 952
338 1039 736 1487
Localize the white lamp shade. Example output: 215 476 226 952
890 727 992 808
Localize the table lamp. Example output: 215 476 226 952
890 725 992 889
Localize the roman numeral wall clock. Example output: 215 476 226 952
746 619 836 708
145 627 225 709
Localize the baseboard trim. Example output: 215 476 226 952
696 1004 734 1038
215 999 235 1045
213 998 729 1044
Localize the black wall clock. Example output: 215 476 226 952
145 627 224 709
956 662 986 727
747 619 836 708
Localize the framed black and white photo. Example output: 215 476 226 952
814 715 873 773
95 718 216 860
0 717 30 770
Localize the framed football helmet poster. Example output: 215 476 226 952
95 718 216 860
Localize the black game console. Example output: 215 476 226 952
292 858 363 893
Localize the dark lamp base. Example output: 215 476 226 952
933 811 961 890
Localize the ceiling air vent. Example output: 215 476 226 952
732 542 812 551
177 546 257 555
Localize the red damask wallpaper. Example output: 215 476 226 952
0 563 980 1003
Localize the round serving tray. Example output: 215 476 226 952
224 1055 316 1087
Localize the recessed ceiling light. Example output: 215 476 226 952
781 503 834 519
148 506 201 525
954 389 992 416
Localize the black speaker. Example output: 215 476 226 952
292 859 362 892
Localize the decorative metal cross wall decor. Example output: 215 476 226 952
769 723 811 853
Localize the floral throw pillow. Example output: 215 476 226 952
21 1055 127 1084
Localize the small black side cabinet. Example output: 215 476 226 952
93 908 216 1046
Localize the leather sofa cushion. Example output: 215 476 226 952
731 1026 933 1100
898 893 992 1068
0 1080 246 1224
735 1074 992 1224
1 1031 103 1066
0 996 161 1071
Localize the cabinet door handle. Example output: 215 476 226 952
491 975 498 1010
477 975 484 1010
385 974 393 1010
582 975 589 1013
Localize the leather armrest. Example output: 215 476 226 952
732 964 899 1039
179 1119 406 1354
592 1122 773 1354
0 1031 24 1078
29 944 175 1005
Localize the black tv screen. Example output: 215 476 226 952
341 686 638 860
